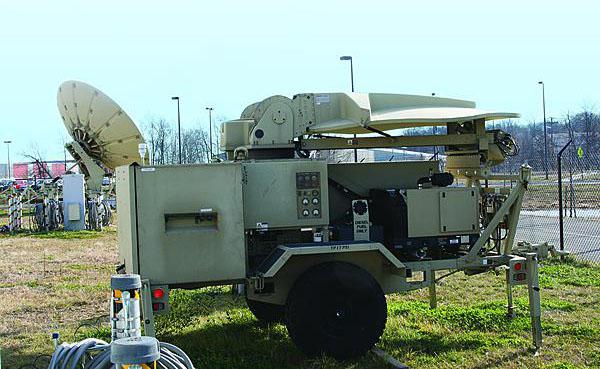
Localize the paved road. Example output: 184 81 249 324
516 213 600 262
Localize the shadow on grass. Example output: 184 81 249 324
158 318 306 369
156 288 248 332
156 296 386 369
382 330 488 357
1 350 53 369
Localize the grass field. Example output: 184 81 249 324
1 229 599 369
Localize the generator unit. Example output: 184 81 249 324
115 91 543 359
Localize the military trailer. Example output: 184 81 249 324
116 93 542 359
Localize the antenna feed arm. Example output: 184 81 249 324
66 141 106 195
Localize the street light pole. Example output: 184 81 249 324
206 107 214 160
340 55 357 162
349 58 354 92
538 81 548 179
431 93 438 156
4 140 11 178
171 96 182 164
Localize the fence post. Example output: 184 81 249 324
17 194 22 230
557 140 572 260
8 193 13 232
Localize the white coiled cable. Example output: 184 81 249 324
47 339 195 369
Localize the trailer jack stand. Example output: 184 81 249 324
428 270 437 309
526 253 543 350
506 253 543 350
141 279 157 337
505 269 516 318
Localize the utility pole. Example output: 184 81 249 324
340 56 357 162
4 140 11 178
206 107 214 160
538 81 548 179
171 96 182 164
549 117 556 155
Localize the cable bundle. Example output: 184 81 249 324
47 338 195 369
48 338 110 369
47 274 195 369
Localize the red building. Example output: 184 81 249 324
51 163 67 177
12 163 28 179
32 162 49 178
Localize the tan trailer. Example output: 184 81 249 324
116 92 543 359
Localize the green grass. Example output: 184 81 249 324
537 257 600 289
130 260 600 369
24 230 105 239
0 229 110 239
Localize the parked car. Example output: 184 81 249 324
0 179 14 191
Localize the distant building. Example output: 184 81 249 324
6 160 77 180
0 163 7 178
51 163 67 177
32 162 49 178
13 163 28 179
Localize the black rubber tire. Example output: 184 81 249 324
285 262 387 360
246 298 285 324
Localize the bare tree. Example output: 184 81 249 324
22 143 52 180
143 118 213 165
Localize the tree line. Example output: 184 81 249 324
494 108 600 173
399 107 600 173
142 107 599 172
142 118 221 165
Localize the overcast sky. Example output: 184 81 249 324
1 0 599 162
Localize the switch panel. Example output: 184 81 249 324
242 160 329 229
296 172 322 219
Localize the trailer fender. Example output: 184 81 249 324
256 241 405 278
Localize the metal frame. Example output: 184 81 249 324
300 133 485 151
401 166 530 275
140 279 156 337
259 242 404 278
251 165 531 290
526 253 543 349
248 164 541 340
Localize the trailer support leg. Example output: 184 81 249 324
428 270 437 309
505 269 515 318
141 279 156 337
526 253 542 349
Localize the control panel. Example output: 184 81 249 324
242 160 329 229
296 172 322 219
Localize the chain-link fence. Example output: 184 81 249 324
505 145 600 263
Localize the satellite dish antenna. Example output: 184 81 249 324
57 80 147 231
57 80 146 169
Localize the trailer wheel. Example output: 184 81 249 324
285 262 387 359
246 298 285 324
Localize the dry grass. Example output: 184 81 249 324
0 228 117 367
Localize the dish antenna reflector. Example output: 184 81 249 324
57 80 146 169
